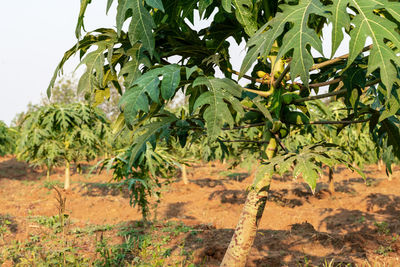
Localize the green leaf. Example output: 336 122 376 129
252 96 273 122
242 0 327 86
379 118 400 158
76 0 92 39
116 0 156 57
379 95 400 122
186 66 198 80
129 115 178 166
330 0 400 91
293 157 319 193
327 0 350 57
222 0 232 13
145 0 165 12
232 0 258 36
120 65 182 125
193 77 243 140
199 0 213 17
106 0 114 13
119 44 143 87
160 65 182 100
76 43 107 93
342 67 366 114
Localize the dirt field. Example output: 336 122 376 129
0 155 400 266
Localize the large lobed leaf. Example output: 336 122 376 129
193 77 243 140
242 0 326 86
116 0 157 57
254 143 361 193
119 64 182 126
329 0 400 92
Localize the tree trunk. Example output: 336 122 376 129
378 159 383 171
220 173 272 266
388 164 393 181
328 167 335 193
64 161 71 190
182 164 189 185
46 168 50 181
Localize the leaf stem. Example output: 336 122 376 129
273 62 291 89
293 78 380 104
228 68 271 84
270 130 289 153
310 45 373 71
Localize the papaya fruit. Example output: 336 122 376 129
279 127 288 138
266 138 277 160
264 129 272 142
282 92 301 105
256 70 268 79
284 111 310 125
270 121 282 133
282 93 293 105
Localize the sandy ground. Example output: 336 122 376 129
0 156 400 266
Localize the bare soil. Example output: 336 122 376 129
1 155 400 266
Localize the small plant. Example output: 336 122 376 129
375 245 393 256
374 221 390 235
43 180 63 189
29 215 69 234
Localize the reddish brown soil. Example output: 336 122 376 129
1 155 400 266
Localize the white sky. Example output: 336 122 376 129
0 2 350 126
0 0 116 125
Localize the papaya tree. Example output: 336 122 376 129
0 121 17 156
49 0 400 265
17 103 110 187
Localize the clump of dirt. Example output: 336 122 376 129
0 157 400 266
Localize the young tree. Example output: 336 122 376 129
49 0 400 265
17 103 110 187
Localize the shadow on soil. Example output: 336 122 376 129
170 222 366 266
164 202 196 220
0 158 42 181
0 214 18 233
78 182 130 198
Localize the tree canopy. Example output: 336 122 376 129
50 0 400 265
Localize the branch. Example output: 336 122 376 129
222 117 371 132
293 78 380 104
273 62 291 89
222 122 265 130
270 130 289 153
292 88 347 104
309 78 342 88
310 45 373 71
219 139 268 144
296 118 371 125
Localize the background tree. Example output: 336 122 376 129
17 103 111 187
49 0 400 266
0 121 18 156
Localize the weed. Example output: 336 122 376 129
375 245 393 256
0 218 11 238
43 180 62 189
355 216 366 224
70 224 113 236
162 221 193 236
29 214 69 233
374 221 390 235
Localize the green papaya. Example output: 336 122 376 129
279 127 289 138
282 93 293 105
264 129 272 142
271 121 282 133
284 111 310 125
266 138 277 160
